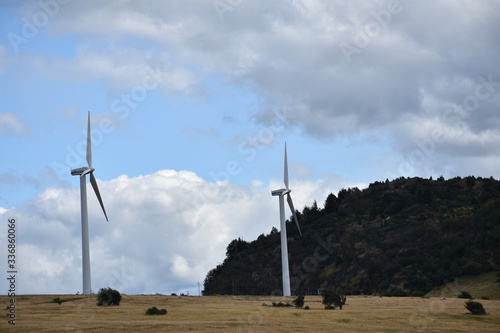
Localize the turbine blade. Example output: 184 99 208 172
287 193 302 236
284 143 289 189
89 173 108 222
86 111 92 167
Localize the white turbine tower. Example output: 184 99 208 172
271 143 302 297
71 112 108 295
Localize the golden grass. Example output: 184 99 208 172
427 272 500 300
1 294 499 332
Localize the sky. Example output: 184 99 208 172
0 0 499 295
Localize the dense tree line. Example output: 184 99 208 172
203 176 500 296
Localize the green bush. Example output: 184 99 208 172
145 306 167 315
458 291 472 299
96 287 122 306
321 287 346 310
292 294 305 308
464 300 486 315
52 297 63 305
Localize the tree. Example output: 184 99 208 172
96 287 122 306
337 188 349 202
321 287 346 309
464 300 486 315
324 193 339 213
226 238 248 258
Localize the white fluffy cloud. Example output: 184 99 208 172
0 169 352 294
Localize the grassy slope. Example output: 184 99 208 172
427 272 500 300
1 295 499 332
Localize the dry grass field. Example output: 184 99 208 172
427 272 500 300
1 294 499 332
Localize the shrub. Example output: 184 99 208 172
271 301 292 307
52 297 63 305
321 287 346 310
464 300 486 315
96 287 122 306
304 306 310 310
145 306 167 315
292 294 305 308
458 291 472 299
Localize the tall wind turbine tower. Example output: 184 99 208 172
71 112 108 295
271 143 302 297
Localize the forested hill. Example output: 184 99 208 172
203 176 500 297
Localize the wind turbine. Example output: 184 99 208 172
271 143 302 297
71 112 108 295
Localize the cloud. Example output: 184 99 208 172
0 168 354 295
39 1 498 144
36 45 202 97
0 170 44 188
0 112 29 136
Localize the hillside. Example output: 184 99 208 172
203 176 500 297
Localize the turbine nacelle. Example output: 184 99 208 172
71 167 95 176
271 188 291 196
